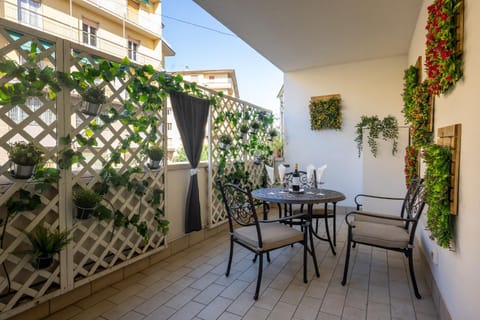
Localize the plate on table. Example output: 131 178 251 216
288 188 304 194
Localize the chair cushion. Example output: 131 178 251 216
354 211 405 227
234 223 304 251
351 221 410 249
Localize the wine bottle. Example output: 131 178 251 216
292 163 300 192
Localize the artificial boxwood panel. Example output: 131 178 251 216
309 94 342 130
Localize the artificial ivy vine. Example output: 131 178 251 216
214 108 274 189
423 144 453 248
1 49 221 242
354 115 399 158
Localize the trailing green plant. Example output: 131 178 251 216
423 144 453 248
0 44 61 105
402 65 419 123
8 141 44 166
355 115 399 157
309 97 342 130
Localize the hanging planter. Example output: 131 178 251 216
268 128 278 141
81 85 107 116
8 142 44 179
354 115 399 157
147 145 164 170
73 188 102 220
219 134 232 150
250 121 260 135
239 123 249 139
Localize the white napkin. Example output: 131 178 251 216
306 164 316 184
278 164 286 185
316 164 327 186
265 165 275 186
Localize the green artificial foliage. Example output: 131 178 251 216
355 115 398 157
410 82 433 147
23 224 72 259
309 97 342 130
402 65 419 124
73 188 102 209
424 144 453 248
425 0 463 95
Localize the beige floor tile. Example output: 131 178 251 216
226 291 257 316
316 311 341 320
102 296 145 320
118 311 145 320
197 296 232 319
165 287 201 310
366 302 391 320
280 283 308 305
254 287 283 310
194 283 227 305
267 301 297 320
217 312 242 320
243 306 271 320
293 296 322 320
69 300 116 320
342 306 366 320
167 301 205 320
43 214 440 320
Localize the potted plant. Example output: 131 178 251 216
253 150 263 165
8 141 44 179
73 188 102 219
147 145 164 170
268 128 278 141
219 134 232 150
23 224 71 269
81 85 107 115
239 123 249 139
250 121 260 134
273 137 283 158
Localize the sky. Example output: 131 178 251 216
161 0 283 111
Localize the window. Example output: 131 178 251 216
82 19 98 47
167 122 172 130
208 75 215 80
18 0 42 29
9 97 55 125
167 107 172 115
128 39 139 61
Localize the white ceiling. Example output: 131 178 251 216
193 0 422 72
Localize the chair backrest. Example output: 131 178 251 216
405 179 426 244
216 179 261 232
401 177 422 219
284 171 315 188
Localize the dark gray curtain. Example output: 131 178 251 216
170 91 210 233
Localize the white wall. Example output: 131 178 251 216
408 1 480 319
166 162 209 241
284 56 407 207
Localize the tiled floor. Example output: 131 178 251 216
44 214 439 320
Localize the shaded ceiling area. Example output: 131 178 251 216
193 0 422 72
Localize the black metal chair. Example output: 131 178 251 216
341 178 426 299
285 171 337 248
217 180 311 300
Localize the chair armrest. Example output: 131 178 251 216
344 210 416 227
354 194 404 210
